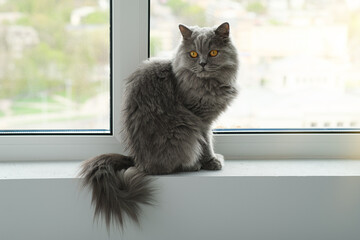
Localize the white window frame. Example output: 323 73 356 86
0 0 148 161
1 0 360 161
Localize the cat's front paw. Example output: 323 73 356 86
201 154 224 170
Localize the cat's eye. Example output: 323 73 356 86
190 51 198 58
209 50 218 57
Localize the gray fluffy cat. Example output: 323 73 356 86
79 22 239 228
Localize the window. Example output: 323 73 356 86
150 0 360 133
0 0 148 161
0 0 111 134
1 0 360 161
149 0 360 160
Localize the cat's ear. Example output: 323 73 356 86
179 24 193 40
215 22 230 38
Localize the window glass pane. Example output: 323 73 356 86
150 0 360 130
0 0 111 133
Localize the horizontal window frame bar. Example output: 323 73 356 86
3 127 360 135
0 129 111 135
214 133 360 160
213 128 360 134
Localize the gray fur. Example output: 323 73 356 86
79 22 239 230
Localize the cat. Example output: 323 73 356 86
79 22 239 229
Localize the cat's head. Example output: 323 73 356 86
173 22 238 80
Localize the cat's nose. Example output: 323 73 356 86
199 61 207 68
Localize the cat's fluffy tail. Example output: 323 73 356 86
78 154 155 229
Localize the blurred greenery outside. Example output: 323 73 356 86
165 0 206 26
246 1 267 14
83 10 109 25
0 0 110 120
150 36 162 57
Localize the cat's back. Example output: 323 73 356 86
126 59 174 89
128 59 173 81
124 59 177 115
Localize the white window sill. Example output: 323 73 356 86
1 159 360 180
2 159 360 240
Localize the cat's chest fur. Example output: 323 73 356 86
177 75 237 123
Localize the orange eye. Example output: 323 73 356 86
190 51 198 58
209 50 218 57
